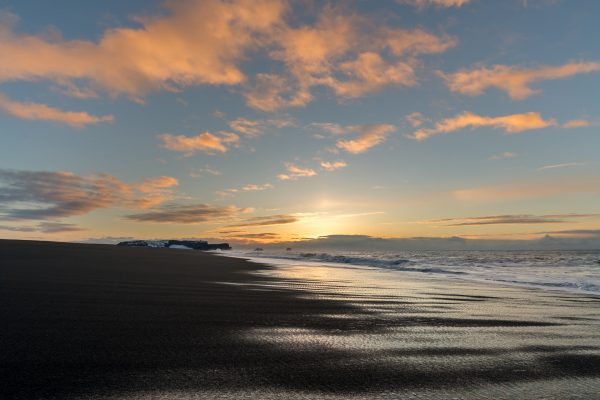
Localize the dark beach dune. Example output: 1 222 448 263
1 240 600 399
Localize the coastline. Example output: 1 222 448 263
1 240 600 399
218 250 600 296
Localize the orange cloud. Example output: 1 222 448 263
412 112 556 140
384 28 457 57
0 93 113 127
217 231 283 244
228 116 295 137
136 176 178 192
226 214 299 228
336 124 396 154
245 7 456 111
332 52 416 98
244 73 313 112
133 176 179 207
217 183 274 197
441 62 600 99
277 163 317 180
563 119 595 129
0 0 287 99
450 176 600 202
320 161 348 171
159 132 229 155
119 175 180 209
1 3 456 110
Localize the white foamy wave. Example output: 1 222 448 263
222 249 600 294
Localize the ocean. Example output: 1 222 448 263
221 249 600 294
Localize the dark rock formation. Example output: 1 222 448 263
117 240 231 251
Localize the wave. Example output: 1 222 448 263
225 249 600 294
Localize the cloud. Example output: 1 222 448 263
0 221 85 233
267 233 600 251
0 93 113 127
440 62 600 99
429 213 600 226
0 169 177 220
309 123 347 136
329 52 417 98
217 183 274 197
132 176 179 208
36 222 85 233
538 229 600 238
563 119 597 128
228 116 295 137
136 176 179 192
489 151 517 160
277 163 317 180
242 183 275 191
189 166 222 178
0 224 36 232
397 0 472 8
336 124 396 153
450 176 600 201
412 112 555 140
243 73 314 112
537 162 583 171
220 232 282 242
384 28 457 57
125 204 248 224
320 161 348 171
2 2 456 110
244 7 456 111
405 112 424 127
158 131 231 155
226 214 299 228
0 0 287 99
228 118 264 137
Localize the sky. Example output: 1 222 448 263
0 0 599 246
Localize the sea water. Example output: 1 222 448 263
220 249 600 294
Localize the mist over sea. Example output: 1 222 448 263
224 249 600 294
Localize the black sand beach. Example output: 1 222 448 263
1 240 600 399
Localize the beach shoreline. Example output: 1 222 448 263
1 240 600 399
217 250 600 297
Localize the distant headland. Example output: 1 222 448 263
117 240 231 251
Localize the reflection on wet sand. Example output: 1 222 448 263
234 261 600 398
1 241 599 399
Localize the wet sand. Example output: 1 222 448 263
1 240 600 399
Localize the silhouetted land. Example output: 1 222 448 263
1 240 599 399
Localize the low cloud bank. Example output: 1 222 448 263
244 234 600 251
